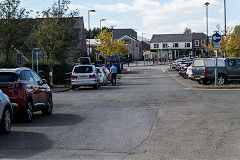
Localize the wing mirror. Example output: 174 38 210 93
42 79 48 84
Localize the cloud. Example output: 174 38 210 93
91 0 229 38
68 4 88 10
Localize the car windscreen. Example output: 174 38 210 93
0 72 19 82
74 66 93 73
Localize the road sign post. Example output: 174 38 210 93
16 53 21 65
34 48 40 73
212 33 221 86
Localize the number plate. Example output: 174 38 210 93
195 77 201 80
79 76 88 78
181 69 184 70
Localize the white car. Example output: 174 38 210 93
0 89 13 135
71 64 100 90
186 64 193 79
96 67 108 85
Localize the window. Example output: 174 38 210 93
74 66 93 73
228 59 237 66
154 43 159 48
0 73 19 82
163 43 168 48
19 71 25 80
24 71 34 82
173 43 179 48
31 71 43 84
201 40 205 46
195 40 199 46
185 43 190 48
136 42 138 47
125 40 131 44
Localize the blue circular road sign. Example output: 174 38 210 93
212 33 221 43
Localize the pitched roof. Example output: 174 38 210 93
151 34 192 43
112 29 137 40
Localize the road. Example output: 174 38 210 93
1 62 240 159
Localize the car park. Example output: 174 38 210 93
0 90 13 135
96 67 108 85
71 64 100 89
0 68 53 122
192 58 240 85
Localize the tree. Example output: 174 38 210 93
183 28 192 34
224 25 240 57
94 29 128 61
86 27 113 39
0 0 31 67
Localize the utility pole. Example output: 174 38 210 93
58 0 61 17
205 2 210 57
224 0 227 36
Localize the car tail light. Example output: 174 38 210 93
8 82 22 88
89 74 96 78
204 68 207 75
71 75 77 79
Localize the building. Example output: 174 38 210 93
113 29 142 61
119 35 141 60
150 33 207 59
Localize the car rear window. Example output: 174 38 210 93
0 72 19 82
193 60 204 67
74 66 93 73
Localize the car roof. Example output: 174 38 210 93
0 67 31 73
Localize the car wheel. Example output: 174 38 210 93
218 74 226 85
25 101 33 122
0 108 11 135
183 74 188 79
71 85 77 90
42 97 53 116
93 83 98 89
198 80 203 85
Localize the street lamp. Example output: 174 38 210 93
224 0 227 36
205 2 210 57
100 19 106 29
88 9 96 56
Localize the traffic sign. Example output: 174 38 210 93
34 48 40 59
214 42 221 50
16 53 21 65
212 33 221 43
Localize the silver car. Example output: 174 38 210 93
71 64 100 90
0 89 13 135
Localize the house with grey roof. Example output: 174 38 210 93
150 33 207 59
113 29 142 60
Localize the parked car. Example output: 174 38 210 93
0 68 53 122
0 90 13 135
78 57 91 64
102 66 111 82
186 64 193 79
96 67 108 85
71 64 100 89
192 58 240 85
179 63 191 79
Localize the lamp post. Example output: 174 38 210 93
88 9 96 56
205 2 210 57
224 0 227 36
100 19 106 29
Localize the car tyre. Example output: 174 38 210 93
93 83 98 89
183 74 188 79
0 107 11 135
218 74 226 85
42 97 53 116
25 101 33 123
71 85 77 90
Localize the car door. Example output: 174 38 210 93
30 71 46 104
24 70 40 106
227 59 239 79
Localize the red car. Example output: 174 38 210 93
0 68 53 122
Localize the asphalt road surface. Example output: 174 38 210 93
1 63 240 160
